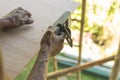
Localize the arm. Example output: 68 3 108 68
27 26 66 80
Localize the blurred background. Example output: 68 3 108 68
16 0 120 80
71 0 120 59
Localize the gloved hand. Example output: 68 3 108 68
0 7 33 30
40 25 66 57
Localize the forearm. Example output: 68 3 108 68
27 48 50 80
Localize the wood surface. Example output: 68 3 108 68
0 0 79 79
0 47 11 80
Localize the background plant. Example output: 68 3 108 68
71 0 120 47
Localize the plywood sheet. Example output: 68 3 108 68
0 0 79 79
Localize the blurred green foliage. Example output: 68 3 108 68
71 0 119 46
